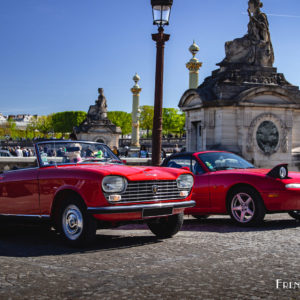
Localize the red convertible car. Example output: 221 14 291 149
162 151 300 226
0 141 195 246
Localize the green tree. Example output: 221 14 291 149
107 111 131 138
162 108 186 137
177 112 186 137
139 105 154 138
52 111 87 136
25 116 39 139
162 108 179 135
2 119 17 139
36 115 53 138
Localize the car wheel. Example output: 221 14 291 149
58 197 97 247
147 213 184 238
288 210 300 220
228 187 265 226
192 215 210 220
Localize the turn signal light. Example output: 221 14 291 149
108 195 122 202
180 191 189 197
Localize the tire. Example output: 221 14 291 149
147 213 184 238
288 211 300 220
57 196 97 247
192 215 210 220
228 186 265 226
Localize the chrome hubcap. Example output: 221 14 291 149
231 193 255 223
62 204 83 240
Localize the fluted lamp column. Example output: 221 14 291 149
186 41 202 89
131 73 142 148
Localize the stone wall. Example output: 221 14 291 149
184 104 299 169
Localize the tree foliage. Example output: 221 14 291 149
139 106 186 137
36 115 53 137
139 105 154 138
163 108 186 136
107 111 131 138
52 111 87 135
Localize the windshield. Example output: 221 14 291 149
36 141 121 167
198 152 254 171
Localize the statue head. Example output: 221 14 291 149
98 88 104 96
248 0 263 13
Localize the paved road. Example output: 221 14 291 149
0 214 299 300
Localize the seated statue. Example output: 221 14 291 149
219 0 274 67
87 88 108 122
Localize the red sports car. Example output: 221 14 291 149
162 151 300 226
0 141 195 246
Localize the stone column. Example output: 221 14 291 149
186 41 202 89
130 73 142 148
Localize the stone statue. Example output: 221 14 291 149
96 88 108 116
87 88 108 121
219 0 274 67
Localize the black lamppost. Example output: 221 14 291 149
151 0 173 166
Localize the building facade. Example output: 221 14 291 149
179 0 300 168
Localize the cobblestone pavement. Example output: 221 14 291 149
0 214 299 300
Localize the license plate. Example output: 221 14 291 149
142 207 173 218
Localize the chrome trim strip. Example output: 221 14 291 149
0 214 50 219
87 200 195 214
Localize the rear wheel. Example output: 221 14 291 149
147 213 184 238
228 187 265 226
288 210 300 220
57 197 97 247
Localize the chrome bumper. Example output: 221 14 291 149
87 200 195 214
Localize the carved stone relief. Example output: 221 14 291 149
246 113 288 154
256 121 279 154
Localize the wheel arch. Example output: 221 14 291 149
51 189 86 220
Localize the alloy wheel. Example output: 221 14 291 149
231 192 255 224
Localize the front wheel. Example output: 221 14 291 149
288 210 300 220
147 213 184 238
57 197 97 247
228 187 265 226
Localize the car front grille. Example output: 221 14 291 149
105 180 188 203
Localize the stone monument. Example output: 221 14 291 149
179 0 300 168
75 88 121 148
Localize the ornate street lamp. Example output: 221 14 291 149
152 0 173 26
151 0 173 166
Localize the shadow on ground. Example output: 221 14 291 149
116 214 300 233
0 215 298 257
0 223 160 258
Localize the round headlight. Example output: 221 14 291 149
102 176 127 193
177 174 194 189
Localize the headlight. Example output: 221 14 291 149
102 176 127 193
286 183 300 189
177 174 194 189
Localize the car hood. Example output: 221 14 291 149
59 163 189 181
214 168 300 180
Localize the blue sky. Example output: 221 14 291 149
0 0 299 116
